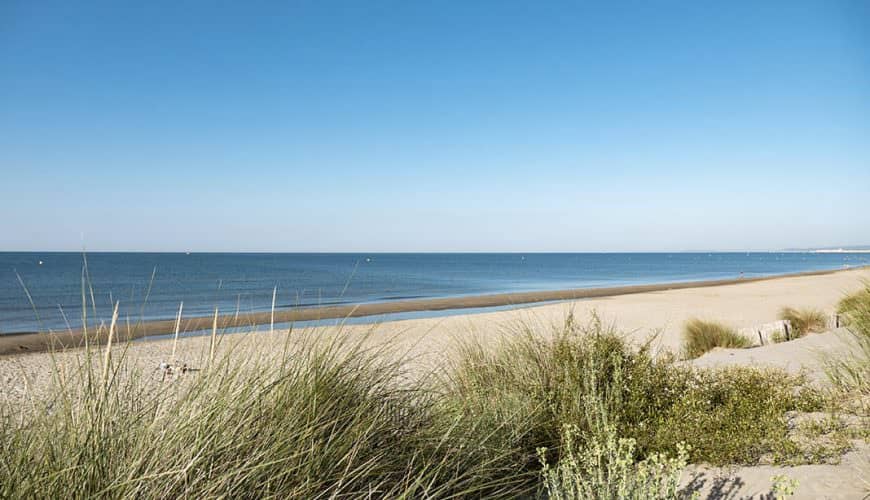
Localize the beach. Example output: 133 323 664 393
2 266 867 388
0 266 865 360
1 265 867 357
2 266 869 499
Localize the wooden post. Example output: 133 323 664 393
758 330 764 346
784 321 790 341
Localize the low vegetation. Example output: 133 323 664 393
837 284 870 320
538 424 689 500
778 307 827 338
0 314 844 498
440 316 826 472
826 283 870 399
682 318 752 359
0 332 503 498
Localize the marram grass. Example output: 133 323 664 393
778 307 827 338
825 284 870 398
0 314 835 498
0 330 521 499
682 318 752 359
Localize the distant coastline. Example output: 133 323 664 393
809 249 870 254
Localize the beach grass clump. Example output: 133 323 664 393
778 307 827 338
0 332 519 499
682 318 752 359
825 284 870 398
0 313 837 498
436 315 823 475
837 284 870 319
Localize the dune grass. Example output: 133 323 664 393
826 284 870 399
682 318 752 359
838 284 870 319
0 313 835 498
778 307 827 339
0 330 521 498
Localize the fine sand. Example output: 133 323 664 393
1 267 868 499
1 266 865 356
2 267 868 393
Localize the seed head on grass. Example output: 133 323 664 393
778 307 827 338
682 318 751 359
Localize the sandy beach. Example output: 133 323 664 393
0 266 865 362
1 266 866 357
2 267 867 393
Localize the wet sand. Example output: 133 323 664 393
0 266 865 356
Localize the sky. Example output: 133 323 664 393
1 1 868 252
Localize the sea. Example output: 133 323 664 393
0 252 867 335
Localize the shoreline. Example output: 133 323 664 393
1 265 865 356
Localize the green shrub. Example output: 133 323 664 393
437 315 823 478
770 475 799 500
778 307 827 338
538 424 689 500
648 367 825 465
682 318 752 359
0 313 837 498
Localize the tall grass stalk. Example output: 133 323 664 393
209 307 218 365
270 285 277 335
100 301 119 391
171 301 183 360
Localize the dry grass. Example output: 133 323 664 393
682 318 752 359
0 313 842 498
838 284 870 318
779 307 828 338
0 330 521 498
826 284 870 400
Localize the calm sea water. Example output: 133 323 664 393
0 252 867 334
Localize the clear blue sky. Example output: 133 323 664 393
1 1 868 252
